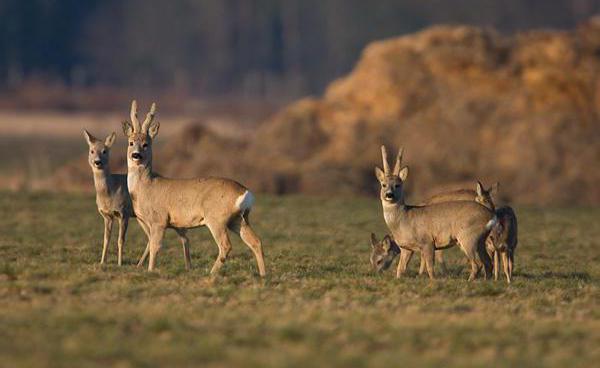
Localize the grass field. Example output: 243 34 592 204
0 192 598 367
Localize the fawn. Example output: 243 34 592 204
374 145 496 280
121 101 265 276
84 130 133 266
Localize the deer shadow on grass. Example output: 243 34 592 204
516 271 591 281
428 265 591 282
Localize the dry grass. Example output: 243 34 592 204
0 192 598 367
0 109 257 191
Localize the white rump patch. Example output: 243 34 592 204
485 215 498 230
235 190 255 212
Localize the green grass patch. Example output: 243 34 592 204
0 191 598 367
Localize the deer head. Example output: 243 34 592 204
369 233 400 272
374 145 408 205
121 100 160 168
475 181 499 211
84 130 116 171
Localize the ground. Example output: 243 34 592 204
0 192 598 367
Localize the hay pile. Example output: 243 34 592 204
242 20 600 204
53 19 600 204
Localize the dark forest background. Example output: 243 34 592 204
2 0 600 100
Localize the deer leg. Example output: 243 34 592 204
468 260 480 281
501 251 511 284
477 239 493 280
100 215 113 264
148 226 165 272
422 243 435 280
136 220 151 267
435 250 447 275
138 246 149 267
396 249 413 278
208 223 232 276
493 250 499 281
418 255 426 276
229 215 266 277
508 249 514 277
461 239 481 282
175 229 192 271
117 216 128 266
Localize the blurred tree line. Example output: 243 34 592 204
1 0 599 99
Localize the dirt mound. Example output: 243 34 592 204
49 19 600 204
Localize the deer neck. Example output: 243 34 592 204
127 161 152 194
92 166 113 196
381 199 407 229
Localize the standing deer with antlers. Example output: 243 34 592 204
374 145 496 280
122 100 266 276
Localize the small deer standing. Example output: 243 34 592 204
374 145 496 280
417 181 498 275
84 130 133 266
122 101 266 276
487 206 518 283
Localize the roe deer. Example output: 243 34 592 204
369 233 400 272
121 100 266 276
416 181 499 275
487 206 518 283
422 182 498 210
374 145 496 280
84 130 133 266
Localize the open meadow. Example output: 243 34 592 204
0 191 598 367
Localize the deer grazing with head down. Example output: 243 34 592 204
373 145 496 280
83 130 133 266
416 181 499 275
370 233 400 272
122 100 266 276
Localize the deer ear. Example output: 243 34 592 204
83 130 96 146
489 182 500 195
122 121 134 137
148 120 160 139
382 236 391 251
370 233 378 247
398 166 408 181
374 167 385 182
104 132 116 148
476 181 484 197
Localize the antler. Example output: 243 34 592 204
393 147 404 175
380 145 391 174
130 100 141 132
141 102 157 133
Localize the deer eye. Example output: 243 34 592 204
129 142 133 146
90 150 94 154
142 143 148 149
102 149 107 154
382 183 387 188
